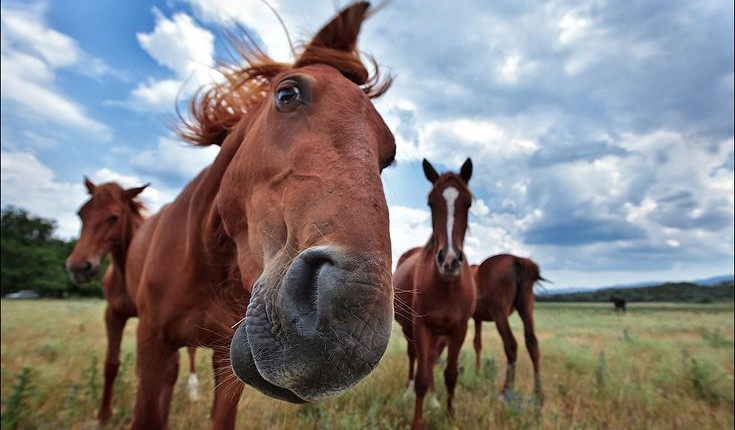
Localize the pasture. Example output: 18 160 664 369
1 300 733 429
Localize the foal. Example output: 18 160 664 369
472 254 545 402
394 158 476 430
66 178 200 425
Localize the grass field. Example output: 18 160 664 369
1 300 733 429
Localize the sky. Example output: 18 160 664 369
1 0 733 290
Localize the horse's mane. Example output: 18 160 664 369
178 5 391 147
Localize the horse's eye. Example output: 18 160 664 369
107 215 119 223
275 81 302 110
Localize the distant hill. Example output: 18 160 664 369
536 280 734 303
546 274 735 294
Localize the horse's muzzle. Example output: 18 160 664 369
230 246 393 402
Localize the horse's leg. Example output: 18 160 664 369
518 299 542 403
404 341 416 396
159 349 180 428
98 307 127 426
426 337 444 408
411 323 431 430
473 317 483 373
131 325 176 430
186 346 200 401
494 314 518 398
444 321 468 419
210 348 243 430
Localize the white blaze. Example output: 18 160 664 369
442 187 459 254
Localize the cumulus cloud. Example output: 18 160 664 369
0 151 179 238
129 137 219 186
179 0 333 62
1 151 87 238
126 9 216 112
0 2 112 140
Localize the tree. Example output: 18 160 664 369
1 207 104 297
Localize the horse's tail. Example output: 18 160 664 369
513 257 547 311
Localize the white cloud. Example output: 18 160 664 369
130 137 219 182
1 151 86 238
128 9 216 112
0 151 182 238
0 3 112 140
179 0 332 63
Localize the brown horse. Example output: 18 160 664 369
394 158 476 430
471 254 545 402
65 179 201 425
124 3 396 429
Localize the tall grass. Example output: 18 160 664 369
1 300 733 429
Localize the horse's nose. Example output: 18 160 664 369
439 249 462 274
67 260 98 282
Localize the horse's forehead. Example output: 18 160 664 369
80 191 120 215
432 176 468 199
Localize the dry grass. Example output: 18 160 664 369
1 300 733 429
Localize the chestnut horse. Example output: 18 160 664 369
471 254 545 402
125 3 395 429
394 158 476 430
65 179 201 425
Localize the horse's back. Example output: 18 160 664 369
474 254 516 319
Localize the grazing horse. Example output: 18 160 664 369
609 295 627 314
394 158 476 430
125 3 396 429
471 254 545 402
65 179 201 426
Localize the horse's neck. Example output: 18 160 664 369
111 210 144 276
182 123 246 263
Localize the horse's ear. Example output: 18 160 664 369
84 176 96 195
122 183 149 201
460 158 473 184
296 2 370 61
422 159 439 184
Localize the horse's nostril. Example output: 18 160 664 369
84 261 93 272
437 249 446 264
281 248 340 337
457 250 464 262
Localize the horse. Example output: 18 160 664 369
394 158 476 430
471 254 545 403
609 295 627 314
124 3 396 428
65 179 202 425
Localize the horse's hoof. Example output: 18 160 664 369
97 410 111 428
428 394 441 409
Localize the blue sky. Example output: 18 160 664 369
1 0 733 289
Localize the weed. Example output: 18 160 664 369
1 367 34 430
688 358 729 405
699 328 732 348
595 351 606 394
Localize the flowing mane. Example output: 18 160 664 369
178 4 392 147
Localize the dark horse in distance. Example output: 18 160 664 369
610 295 627 314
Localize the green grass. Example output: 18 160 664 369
1 300 733 429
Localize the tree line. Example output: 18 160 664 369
1 207 105 297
